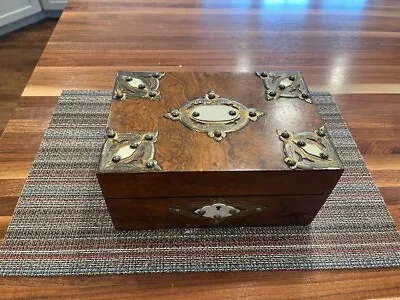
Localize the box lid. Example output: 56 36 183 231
97 71 343 199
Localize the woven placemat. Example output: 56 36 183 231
1 91 399 276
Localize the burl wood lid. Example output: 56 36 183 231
97 71 343 199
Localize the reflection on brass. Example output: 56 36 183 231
98 128 161 173
169 199 265 225
277 126 342 170
112 71 165 101
256 71 312 103
164 90 264 141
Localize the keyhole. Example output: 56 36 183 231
216 206 221 210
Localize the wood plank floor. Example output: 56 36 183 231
0 20 57 136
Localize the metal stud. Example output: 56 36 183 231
320 153 329 159
192 111 200 117
138 83 146 89
286 159 296 167
302 93 309 99
115 92 123 99
106 129 116 138
255 207 262 212
149 91 157 97
130 142 140 149
214 130 222 137
279 84 286 90
249 111 257 117
289 75 296 81
125 76 133 82
269 91 277 97
208 91 216 99
229 110 237 116
153 73 161 78
146 161 155 168
144 134 153 141
297 140 306 147
171 110 180 117
280 132 290 139
317 129 326 137
112 155 121 163
229 209 237 215
261 72 268 77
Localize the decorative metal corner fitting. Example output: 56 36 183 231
169 199 265 225
112 71 165 101
99 128 162 172
164 90 264 141
256 71 312 103
277 126 342 170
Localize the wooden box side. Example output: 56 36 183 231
104 194 329 230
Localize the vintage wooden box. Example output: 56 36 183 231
96 71 343 230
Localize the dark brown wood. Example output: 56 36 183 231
1 0 400 298
106 194 328 230
98 170 342 199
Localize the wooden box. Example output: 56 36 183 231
96 71 343 230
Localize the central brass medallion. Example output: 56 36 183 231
164 90 264 141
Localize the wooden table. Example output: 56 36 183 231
1 0 400 298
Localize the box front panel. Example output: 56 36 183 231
105 194 329 230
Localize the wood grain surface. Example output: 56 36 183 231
0 0 399 298
0 20 57 135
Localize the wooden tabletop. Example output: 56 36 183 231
1 0 400 298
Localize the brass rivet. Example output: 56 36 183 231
149 91 157 97
279 84 286 90
192 111 200 117
249 111 257 117
171 110 180 117
317 130 326 137
153 73 161 78
229 110 237 116
255 207 262 212
269 91 277 97
261 72 268 77
144 134 153 141
138 83 146 89
297 140 306 147
208 92 216 99
289 75 296 81
112 156 121 163
125 76 133 82
280 132 289 138
320 153 329 159
286 159 296 167
302 93 309 99
214 130 222 137
146 161 155 168
130 142 139 149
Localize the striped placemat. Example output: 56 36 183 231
0 91 399 276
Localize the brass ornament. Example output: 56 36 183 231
112 71 165 101
256 71 312 103
277 126 342 170
169 199 265 225
99 128 162 172
164 90 265 141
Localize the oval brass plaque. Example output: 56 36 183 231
165 90 264 141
